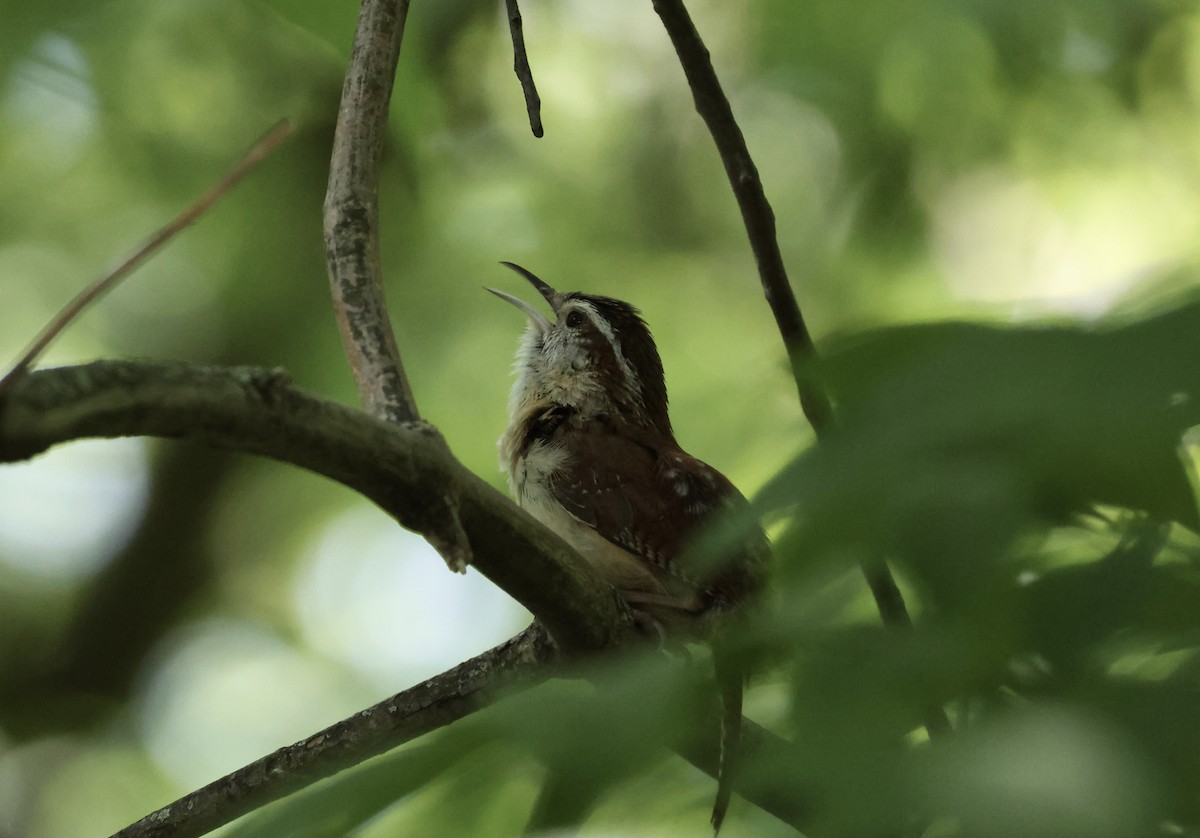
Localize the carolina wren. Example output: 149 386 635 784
490 262 768 832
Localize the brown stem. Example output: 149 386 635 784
0 120 291 395
650 0 950 736
110 624 559 838
649 0 831 433
324 0 419 423
862 562 952 737
323 0 478 572
505 0 544 137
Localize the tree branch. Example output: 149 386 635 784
675 698 808 833
0 361 809 836
650 0 832 433
0 121 291 396
324 0 478 574
504 0 544 137
650 0 950 736
111 620 808 838
0 360 629 655
111 624 559 838
324 0 419 424
861 561 952 738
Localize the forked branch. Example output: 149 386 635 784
0 360 628 654
0 2 904 835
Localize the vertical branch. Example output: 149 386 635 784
650 0 832 433
324 0 420 423
505 0 544 137
650 0 951 736
862 561 951 737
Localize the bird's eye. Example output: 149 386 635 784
565 310 585 328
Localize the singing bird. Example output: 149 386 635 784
491 262 768 831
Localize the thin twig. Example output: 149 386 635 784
505 0 544 137
0 120 292 395
323 0 419 423
650 0 951 736
862 561 951 737
650 0 831 432
110 624 559 838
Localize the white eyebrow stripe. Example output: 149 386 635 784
572 301 640 398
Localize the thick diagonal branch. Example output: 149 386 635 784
111 620 806 838
324 0 419 423
112 624 559 838
0 361 628 654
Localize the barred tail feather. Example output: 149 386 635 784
710 640 744 835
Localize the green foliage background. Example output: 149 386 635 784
4 1 1200 836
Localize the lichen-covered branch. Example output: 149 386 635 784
324 0 419 423
110 618 807 838
112 624 559 838
0 360 629 654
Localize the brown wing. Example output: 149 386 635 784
549 416 765 610
549 421 767 834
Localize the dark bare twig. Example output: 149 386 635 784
0 120 291 395
650 0 951 737
505 0 544 137
324 0 419 423
650 0 831 432
110 624 559 838
861 561 951 737
862 560 912 634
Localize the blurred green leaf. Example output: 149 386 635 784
769 296 1200 597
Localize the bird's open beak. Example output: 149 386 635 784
487 262 559 332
